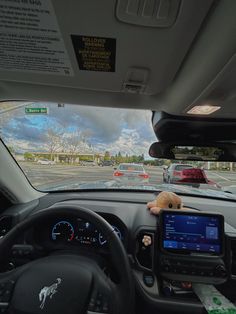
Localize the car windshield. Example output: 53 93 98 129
1 101 236 200
174 165 193 171
119 165 144 172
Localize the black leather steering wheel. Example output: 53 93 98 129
0 205 134 314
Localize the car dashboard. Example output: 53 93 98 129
2 190 236 314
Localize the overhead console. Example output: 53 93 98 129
157 210 227 285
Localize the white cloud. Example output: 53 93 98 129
96 128 152 158
1 103 156 158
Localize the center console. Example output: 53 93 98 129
157 210 227 284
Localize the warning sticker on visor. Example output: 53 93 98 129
71 35 116 72
0 0 73 76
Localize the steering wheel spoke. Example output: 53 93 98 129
87 285 111 314
87 267 115 314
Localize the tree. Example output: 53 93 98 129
104 151 111 161
24 152 34 161
45 127 63 160
59 128 93 163
115 151 123 163
63 130 81 163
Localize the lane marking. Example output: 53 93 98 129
210 173 230 181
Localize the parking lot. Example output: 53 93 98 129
18 162 236 191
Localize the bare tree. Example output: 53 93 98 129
64 130 81 163
44 125 93 163
62 128 93 163
81 129 93 143
45 127 63 160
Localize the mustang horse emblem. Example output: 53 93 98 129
39 278 62 309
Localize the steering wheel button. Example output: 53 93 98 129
0 303 8 313
102 302 109 313
96 299 102 306
88 298 95 311
94 306 102 312
0 295 10 303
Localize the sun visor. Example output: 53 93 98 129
152 111 236 142
0 0 214 96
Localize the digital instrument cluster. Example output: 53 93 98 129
50 218 123 247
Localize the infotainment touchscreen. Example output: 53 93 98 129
160 211 224 255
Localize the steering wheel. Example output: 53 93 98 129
0 205 134 314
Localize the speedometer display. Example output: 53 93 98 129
51 221 74 242
75 220 99 245
50 218 123 247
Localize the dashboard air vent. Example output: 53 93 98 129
0 216 13 238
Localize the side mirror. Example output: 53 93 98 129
114 167 117 170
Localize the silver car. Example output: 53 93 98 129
37 159 56 165
113 163 149 184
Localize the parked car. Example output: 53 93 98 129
113 163 149 184
81 161 97 166
163 164 194 183
99 160 114 167
37 159 55 165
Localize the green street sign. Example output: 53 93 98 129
25 107 48 114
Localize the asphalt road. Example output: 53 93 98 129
18 162 236 191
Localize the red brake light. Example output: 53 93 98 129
114 171 124 177
180 168 207 183
138 173 149 179
173 171 181 176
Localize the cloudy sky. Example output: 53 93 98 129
0 102 157 158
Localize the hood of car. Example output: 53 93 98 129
37 180 236 200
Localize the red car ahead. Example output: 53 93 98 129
163 164 220 188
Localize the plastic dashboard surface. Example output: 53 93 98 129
3 191 236 250
2 191 236 314
3 190 236 229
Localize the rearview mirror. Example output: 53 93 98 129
149 141 236 162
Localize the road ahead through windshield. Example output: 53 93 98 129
18 162 236 192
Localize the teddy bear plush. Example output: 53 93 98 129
147 191 183 215
142 191 187 247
